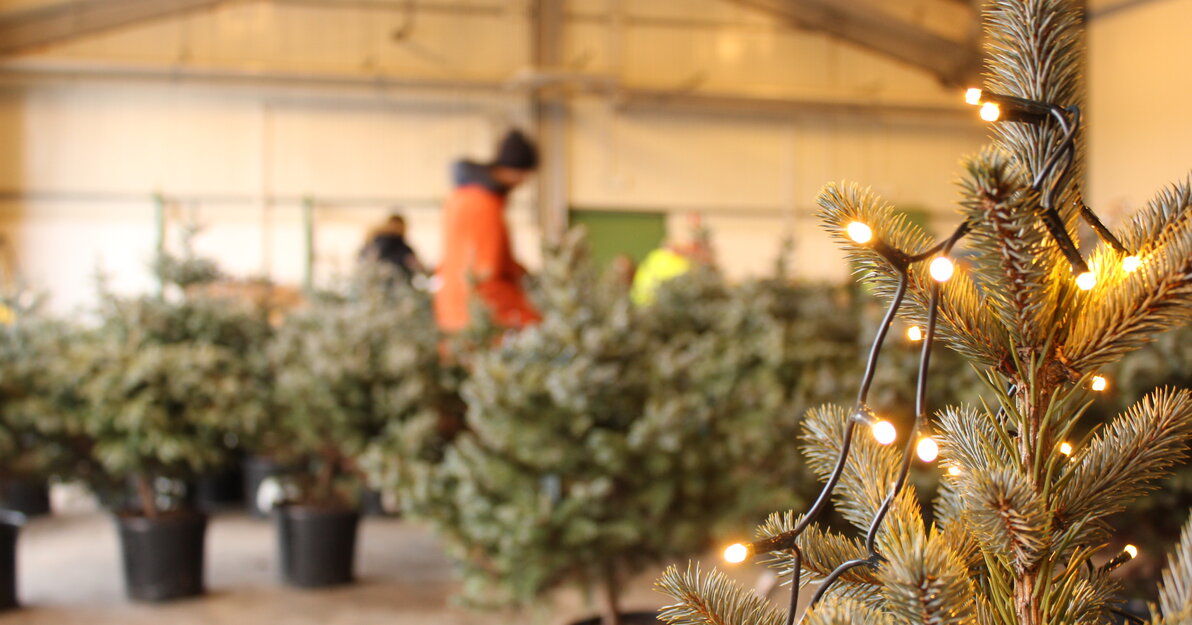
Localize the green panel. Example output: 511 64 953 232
570 209 667 269
898 205 935 236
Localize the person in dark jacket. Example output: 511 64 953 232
434 129 541 331
360 213 426 281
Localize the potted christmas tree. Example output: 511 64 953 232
394 231 847 625
0 292 90 518
263 263 441 588
0 291 95 610
656 1 1192 623
79 246 270 602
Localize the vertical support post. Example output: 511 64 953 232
531 0 568 242
302 196 315 293
153 192 167 257
153 192 167 296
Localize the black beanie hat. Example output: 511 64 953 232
493 129 538 171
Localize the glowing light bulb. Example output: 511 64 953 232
929 257 955 283
1122 255 1141 273
846 221 873 244
724 543 749 564
1059 442 1073 456
907 326 923 342
980 102 1002 122
916 437 939 463
948 466 962 477
1076 271 1097 291
965 88 983 106
872 420 897 446
1124 544 1139 559
1091 375 1108 392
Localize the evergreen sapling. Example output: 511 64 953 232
657 1 1192 623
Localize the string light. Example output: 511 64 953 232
916 437 939 463
906 325 923 342
965 91 1125 278
967 91 1053 124
852 407 898 446
980 102 1002 122
872 421 897 446
929 257 955 282
782 88 1132 623
846 221 873 244
1091 375 1109 392
723 543 749 564
1122 255 1141 273
1103 544 1141 573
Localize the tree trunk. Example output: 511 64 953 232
315 449 338 507
600 567 623 625
134 473 158 519
1015 571 1038 625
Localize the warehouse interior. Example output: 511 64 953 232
0 0 1180 309
0 1 1188 624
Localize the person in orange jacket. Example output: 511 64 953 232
434 129 542 332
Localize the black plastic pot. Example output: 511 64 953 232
0 480 50 518
244 456 297 518
115 511 207 602
193 464 245 513
0 511 25 611
358 488 389 517
571 612 663 625
275 506 359 588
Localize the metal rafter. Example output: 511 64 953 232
726 0 982 86
0 0 224 56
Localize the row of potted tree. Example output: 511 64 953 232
0 239 443 603
0 229 987 622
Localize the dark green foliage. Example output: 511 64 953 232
0 292 94 483
396 230 905 622
268 263 443 508
79 245 272 516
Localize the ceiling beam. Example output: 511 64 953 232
0 0 224 56
727 0 982 87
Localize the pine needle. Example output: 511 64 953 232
656 563 786 625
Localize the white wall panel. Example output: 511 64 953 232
569 100 789 211
0 0 1022 311
1087 0 1192 220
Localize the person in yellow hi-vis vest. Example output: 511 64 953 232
630 214 714 306
630 247 691 306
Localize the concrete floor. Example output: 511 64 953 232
0 511 782 625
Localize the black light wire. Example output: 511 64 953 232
763 219 966 621
804 227 956 615
760 92 1134 623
